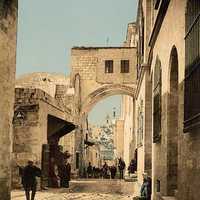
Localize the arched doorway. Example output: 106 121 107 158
167 46 178 195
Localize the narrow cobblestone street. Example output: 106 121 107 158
12 179 136 200
12 190 134 200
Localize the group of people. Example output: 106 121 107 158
49 159 71 188
19 158 151 200
86 158 127 179
86 162 118 179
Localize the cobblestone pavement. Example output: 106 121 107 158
12 190 134 200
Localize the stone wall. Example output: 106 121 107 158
0 0 18 199
121 95 135 168
146 0 195 199
12 88 75 188
114 119 125 158
135 68 152 185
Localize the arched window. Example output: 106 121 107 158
184 0 200 132
153 58 162 142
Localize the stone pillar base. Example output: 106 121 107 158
0 178 11 200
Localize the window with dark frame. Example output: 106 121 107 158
105 60 113 73
121 60 130 73
153 59 162 143
184 0 200 132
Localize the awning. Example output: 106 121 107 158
47 114 76 139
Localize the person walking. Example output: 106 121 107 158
22 160 41 200
118 158 126 179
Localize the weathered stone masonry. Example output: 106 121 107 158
0 0 17 199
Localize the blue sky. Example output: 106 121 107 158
16 0 138 124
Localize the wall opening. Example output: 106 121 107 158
167 47 178 195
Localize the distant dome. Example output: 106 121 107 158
16 72 70 97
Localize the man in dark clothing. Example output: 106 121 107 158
140 173 152 200
87 162 93 178
102 162 109 178
128 159 137 175
61 160 71 188
118 158 126 179
110 165 117 179
22 160 41 200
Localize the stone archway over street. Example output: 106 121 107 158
70 46 137 117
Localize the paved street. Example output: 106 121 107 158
12 179 137 200
12 190 134 200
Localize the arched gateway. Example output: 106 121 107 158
70 46 137 117
70 46 137 174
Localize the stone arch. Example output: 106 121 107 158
167 46 179 195
81 84 136 115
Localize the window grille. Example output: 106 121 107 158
105 60 113 73
184 0 200 132
121 60 130 73
153 59 162 142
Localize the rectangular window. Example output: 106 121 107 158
105 60 113 73
121 60 130 73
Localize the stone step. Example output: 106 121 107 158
69 179 135 195
161 197 176 200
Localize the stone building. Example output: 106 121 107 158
0 1 18 199
70 46 137 174
87 125 101 168
113 119 125 159
120 95 135 168
12 73 77 188
120 22 137 169
135 0 200 200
